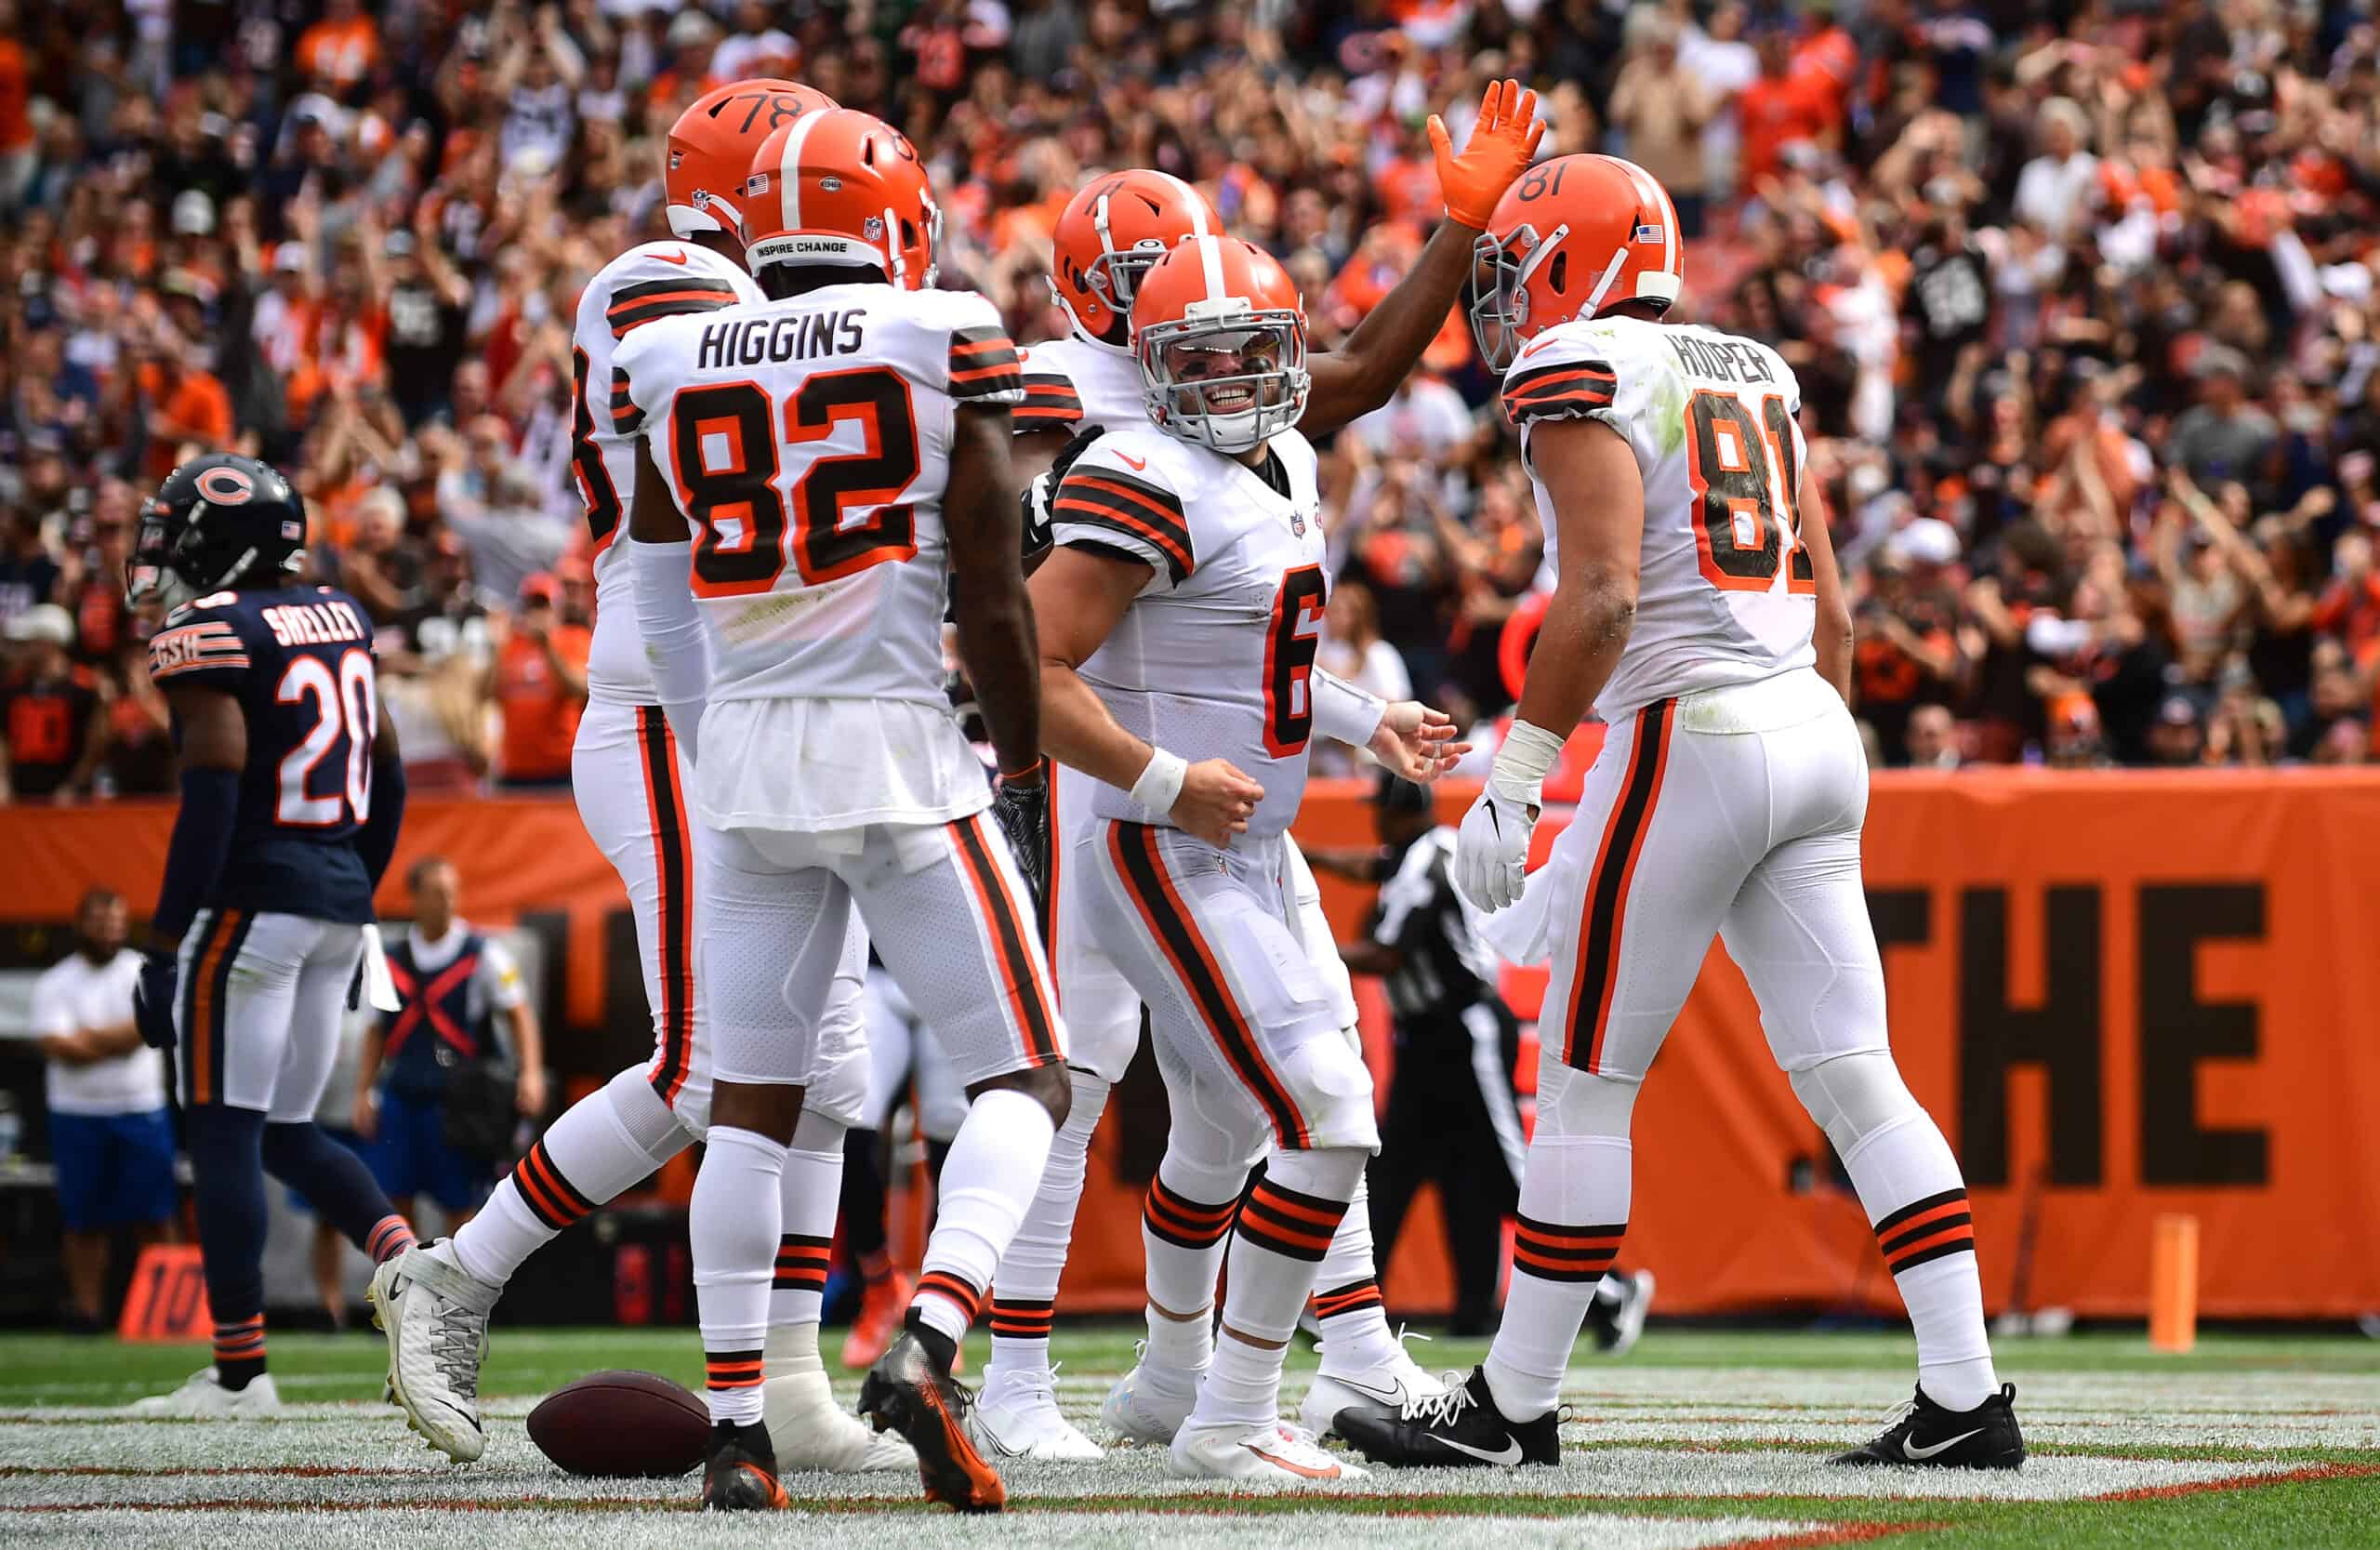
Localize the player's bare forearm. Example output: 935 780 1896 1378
1029 545 1155 785
1039 660 1153 790
1514 573 1635 735
1305 221 1476 437
946 404 1042 780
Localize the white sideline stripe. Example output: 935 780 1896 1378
0 1508 1819 1550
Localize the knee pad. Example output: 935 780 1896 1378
1262 1142 1367 1204
790 1105 847 1152
1061 1068 1110 1146
1276 1029 1380 1154
1789 1050 1921 1158
1157 1134 1255 1209
603 1065 699 1157
1537 1066 1641 1144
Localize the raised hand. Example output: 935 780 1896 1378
1429 78 1548 232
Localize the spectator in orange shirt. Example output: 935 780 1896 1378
295 0 381 94
1737 31 1838 188
489 573 588 792
136 337 234 484
0 0 32 213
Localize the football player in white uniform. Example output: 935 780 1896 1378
1338 156 2022 1473
371 80 907 1479
972 81 1544 1462
1027 238 1460 1485
615 107 1065 1514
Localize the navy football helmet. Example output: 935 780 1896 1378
127 454 310 612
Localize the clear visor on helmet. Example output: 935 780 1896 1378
1468 223 1540 374
1138 315 1310 454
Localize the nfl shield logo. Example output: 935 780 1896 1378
864 216 885 240
1291 510 1306 537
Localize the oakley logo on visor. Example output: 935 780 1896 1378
196 467 256 505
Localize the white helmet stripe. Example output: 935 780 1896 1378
1615 158 1677 284
1195 232 1228 300
1582 245 1630 312
1151 171 1211 239
776 109 829 234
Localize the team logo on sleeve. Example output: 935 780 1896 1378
196 466 257 505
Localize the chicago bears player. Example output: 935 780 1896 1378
1026 238 1457 1485
1338 156 2023 1472
371 79 906 1477
615 106 1065 1513
974 79 1541 1462
124 455 416 1416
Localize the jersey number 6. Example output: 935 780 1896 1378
1262 565 1329 756
670 368 923 594
1685 390 1816 596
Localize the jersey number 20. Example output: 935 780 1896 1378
670 369 922 594
277 649 375 828
1685 391 1815 595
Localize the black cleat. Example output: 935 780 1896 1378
1335 1366 1562 1469
702 1419 789 1510
858 1331 1007 1513
1831 1383 2026 1469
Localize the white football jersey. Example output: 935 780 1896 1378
1504 315 1818 721
570 241 764 704
1050 425 1329 843
1014 334 1143 433
614 282 1025 829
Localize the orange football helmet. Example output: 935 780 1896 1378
1131 236 1309 453
1469 154 1684 371
665 79 838 241
742 108 941 287
1050 169 1222 347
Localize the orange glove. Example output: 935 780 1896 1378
1429 78 1548 231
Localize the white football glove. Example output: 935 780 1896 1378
1453 719 1568 913
1455 786 1535 913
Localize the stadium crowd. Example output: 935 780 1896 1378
4 0 2380 800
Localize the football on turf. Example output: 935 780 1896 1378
526 1369 709 1477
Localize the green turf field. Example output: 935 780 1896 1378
5 1326 2375 1547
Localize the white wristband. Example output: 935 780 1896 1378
1488 719 1567 807
1311 667 1388 748
1130 747 1189 816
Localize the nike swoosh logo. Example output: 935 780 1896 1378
1248 1444 1341 1479
1322 1375 1403 1404
1437 1436 1524 1465
1118 452 1147 471
654 248 690 265
1902 1427 1984 1461
1520 334 1560 358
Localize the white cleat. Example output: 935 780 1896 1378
1592 1269 1657 1357
369 1240 498 1463
764 1368 917 1472
126 1369 283 1418
1302 1328 1448 1438
1169 1418 1368 1483
1101 1345 1200 1447
968 1363 1104 1463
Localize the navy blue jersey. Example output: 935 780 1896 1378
148 584 380 923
